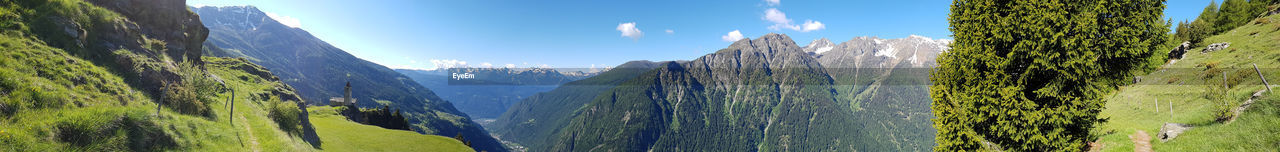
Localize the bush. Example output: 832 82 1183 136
162 83 207 116
161 61 220 117
178 61 220 105
268 98 302 134
933 0 1167 151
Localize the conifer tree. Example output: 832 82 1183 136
933 0 1167 151
1217 0 1250 33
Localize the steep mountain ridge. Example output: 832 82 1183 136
815 35 950 151
494 34 949 151
492 60 665 150
539 34 863 151
193 6 506 152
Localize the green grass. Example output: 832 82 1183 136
0 32 316 151
307 106 474 152
1096 13 1280 151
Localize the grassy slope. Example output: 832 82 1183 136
307 106 474 152
0 33 311 151
1096 13 1280 151
0 1 471 150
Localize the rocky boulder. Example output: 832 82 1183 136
1169 41 1190 59
1203 42 1230 53
1157 123 1192 142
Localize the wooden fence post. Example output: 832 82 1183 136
1254 64 1272 93
226 90 231 124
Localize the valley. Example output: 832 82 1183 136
3 0 1279 151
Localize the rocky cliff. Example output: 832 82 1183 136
25 0 208 98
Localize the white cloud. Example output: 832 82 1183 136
721 30 745 42
264 12 302 28
765 0 780 6
665 29 674 34
429 59 468 70
616 22 643 40
764 8 792 25
480 62 494 68
800 20 825 32
762 8 823 32
505 64 517 68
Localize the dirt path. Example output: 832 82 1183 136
239 115 261 152
1128 130 1152 152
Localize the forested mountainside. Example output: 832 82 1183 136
545 33 862 151
396 68 585 119
490 33 948 151
194 5 506 152
491 60 663 150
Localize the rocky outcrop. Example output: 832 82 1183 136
802 38 834 56
1203 42 1230 53
88 0 209 65
1169 41 1190 59
1157 123 1192 142
32 0 209 98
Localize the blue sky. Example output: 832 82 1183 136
189 0 1217 70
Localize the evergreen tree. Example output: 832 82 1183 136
1217 0 1250 33
933 0 1167 151
1172 1 1222 47
1201 0 1221 26
1174 20 1191 43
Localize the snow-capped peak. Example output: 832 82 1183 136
803 38 835 54
874 42 897 58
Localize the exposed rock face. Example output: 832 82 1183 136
88 0 209 64
816 35 950 69
802 38 834 56
1203 42 1231 53
34 0 209 98
1169 41 1191 59
1157 123 1192 142
810 35 950 151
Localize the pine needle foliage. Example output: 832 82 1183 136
932 0 1168 151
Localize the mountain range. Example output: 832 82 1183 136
491 33 949 151
192 6 505 152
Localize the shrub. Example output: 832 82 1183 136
160 61 220 117
178 61 220 105
268 98 302 134
162 83 206 116
933 0 1167 151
